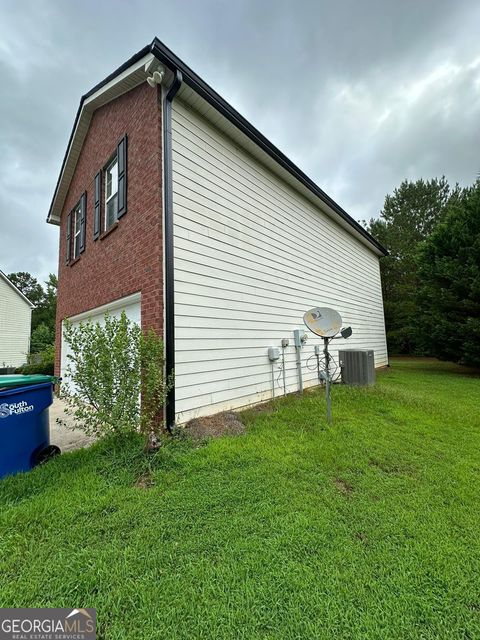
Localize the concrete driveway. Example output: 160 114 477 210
49 397 96 452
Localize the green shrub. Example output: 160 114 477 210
59 312 173 448
140 328 174 449
15 362 55 376
15 345 55 376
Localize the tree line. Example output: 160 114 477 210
8 176 480 370
8 271 57 373
364 176 480 368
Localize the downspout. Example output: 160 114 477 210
163 69 183 431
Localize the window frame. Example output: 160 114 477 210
73 201 82 259
104 154 119 231
67 194 85 263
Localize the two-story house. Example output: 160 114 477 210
48 38 388 427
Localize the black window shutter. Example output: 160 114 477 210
80 192 87 253
117 135 127 219
94 172 101 239
66 211 72 264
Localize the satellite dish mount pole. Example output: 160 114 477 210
323 337 332 424
303 306 352 425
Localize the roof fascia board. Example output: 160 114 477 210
47 49 155 225
48 38 386 256
83 52 155 109
0 271 35 308
175 86 383 257
150 39 387 256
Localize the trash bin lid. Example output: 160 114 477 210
0 374 56 389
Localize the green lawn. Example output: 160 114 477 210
1 358 480 639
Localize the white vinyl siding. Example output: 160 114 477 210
172 99 387 422
0 276 32 368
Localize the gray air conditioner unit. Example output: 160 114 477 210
338 350 375 386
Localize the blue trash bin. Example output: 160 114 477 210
0 375 60 479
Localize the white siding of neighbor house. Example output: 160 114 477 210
172 99 388 422
0 276 32 368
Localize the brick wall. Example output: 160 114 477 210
55 82 163 375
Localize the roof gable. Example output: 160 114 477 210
47 37 387 257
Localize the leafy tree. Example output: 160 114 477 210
365 177 459 354
30 323 55 353
7 271 44 307
32 274 57 333
417 181 480 367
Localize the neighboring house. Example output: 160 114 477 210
48 38 388 426
0 270 34 368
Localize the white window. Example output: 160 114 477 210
105 156 118 230
73 202 82 258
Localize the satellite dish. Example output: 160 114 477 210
303 307 343 338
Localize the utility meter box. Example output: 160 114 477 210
293 329 307 348
268 347 280 362
339 350 375 386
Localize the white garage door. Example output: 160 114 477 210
60 292 141 387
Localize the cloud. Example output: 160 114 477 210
0 0 479 282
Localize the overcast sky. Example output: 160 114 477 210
1 0 479 284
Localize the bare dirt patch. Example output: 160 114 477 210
185 411 246 441
369 457 417 476
135 472 155 489
334 478 354 496
355 531 368 544
239 399 277 419
49 397 96 452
